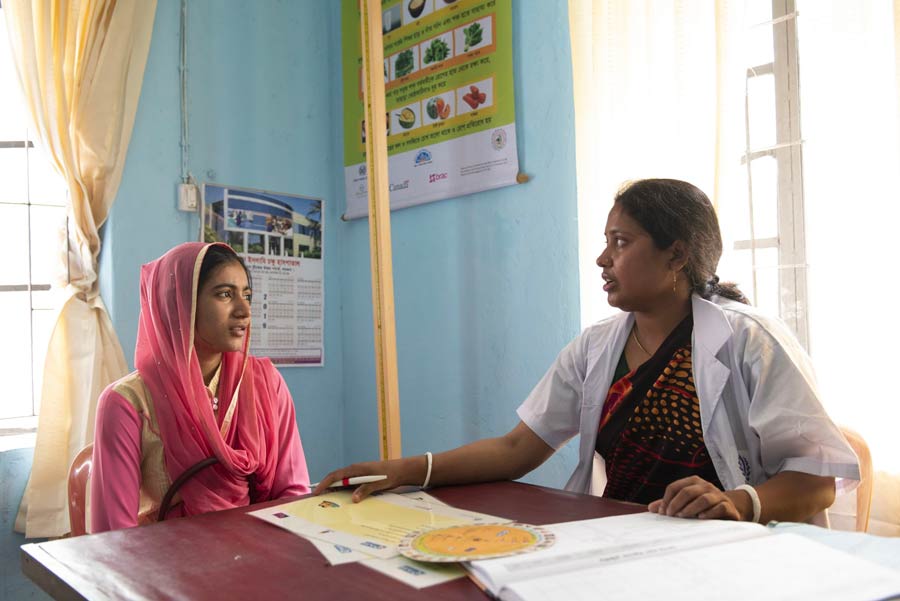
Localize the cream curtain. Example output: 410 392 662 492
568 0 746 328
4 0 157 537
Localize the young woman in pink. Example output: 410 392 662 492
90 242 310 532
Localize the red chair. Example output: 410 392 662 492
67 443 94 537
67 442 218 535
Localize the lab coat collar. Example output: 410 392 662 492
691 295 734 434
691 294 733 357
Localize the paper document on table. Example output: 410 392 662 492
502 533 900 601
466 512 769 596
360 556 466 589
306 538 370 565
304 492 451 565
392 490 450 507
250 490 508 559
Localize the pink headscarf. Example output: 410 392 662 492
135 242 283 515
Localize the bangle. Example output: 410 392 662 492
735 484 761 523
422 451 433 488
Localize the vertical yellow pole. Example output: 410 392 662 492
359 0 402 460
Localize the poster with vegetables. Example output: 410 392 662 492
342 0 518 219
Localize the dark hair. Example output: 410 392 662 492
198 244 252 291
614 179 748 304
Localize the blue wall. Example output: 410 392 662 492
339 1 580 486
103 0 346 482
5 1 579 597
106 0 579 487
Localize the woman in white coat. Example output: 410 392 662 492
316 179 859 523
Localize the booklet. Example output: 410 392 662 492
249 489 508 558
465 513 900 601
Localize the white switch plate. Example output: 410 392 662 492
177 183 199 212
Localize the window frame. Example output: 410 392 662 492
0 8 69 422
738 0 809 349
0 135 69 421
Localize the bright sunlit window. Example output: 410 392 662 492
717 0 809 347
0 8 68 425
721 0 900 472
793 0 900 473
572 0 900 472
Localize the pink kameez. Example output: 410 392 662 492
91 242 310 533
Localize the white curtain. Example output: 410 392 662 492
795 0 900 534
4 0 157 537
568 0 747 328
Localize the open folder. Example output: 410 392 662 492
465 513 900 601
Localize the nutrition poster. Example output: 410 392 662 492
342 0 518 219
201 184 324 366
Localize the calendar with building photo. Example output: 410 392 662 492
202 184 324 366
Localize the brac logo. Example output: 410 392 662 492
428 172 448 183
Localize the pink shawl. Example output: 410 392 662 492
135 242 283 515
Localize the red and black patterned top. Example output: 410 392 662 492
595 315 723 504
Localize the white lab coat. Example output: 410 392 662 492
518 295 860 498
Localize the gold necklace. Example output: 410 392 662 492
631 327 651 356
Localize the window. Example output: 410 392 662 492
694 0 900 472
722 0 809 347
0 8 68 423
571 0 900 472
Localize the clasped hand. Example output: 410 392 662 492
648 476 747 521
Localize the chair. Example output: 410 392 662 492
157 456 219 521
839 426 874 532
67 443 94 537
67 443 219 535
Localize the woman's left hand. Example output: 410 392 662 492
648 476 749 521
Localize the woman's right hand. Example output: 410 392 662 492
312 455 427 502
313 421 554 503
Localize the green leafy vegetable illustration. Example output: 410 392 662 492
464 22 483 52
395 49 414 77
424 38 450 64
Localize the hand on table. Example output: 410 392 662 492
312 456 425 503
648 476 748 521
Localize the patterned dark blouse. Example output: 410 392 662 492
595 315 723 504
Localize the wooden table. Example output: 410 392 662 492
21 481 645 600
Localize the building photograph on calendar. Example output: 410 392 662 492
202 183 324 366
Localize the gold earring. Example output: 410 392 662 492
672 271 677 294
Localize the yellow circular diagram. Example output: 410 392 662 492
399 523 554 562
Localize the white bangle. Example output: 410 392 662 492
735 484 761 523
422 451 433 488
